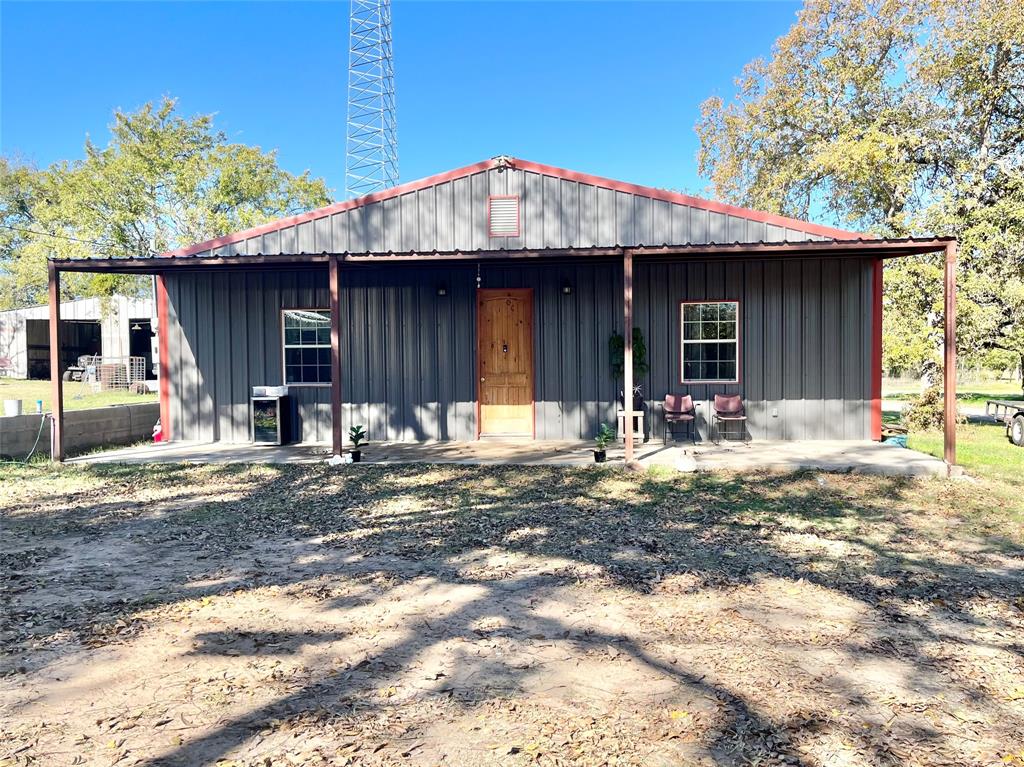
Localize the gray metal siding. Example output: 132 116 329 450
187 168 829 261
636 257 874 442
164 256 872 445
166 271 331 444
165 262 622 444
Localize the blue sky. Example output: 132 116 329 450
1 1 801 201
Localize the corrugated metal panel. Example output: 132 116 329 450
596 187 615 246
522 173 543 249
166 261 623 444
543 175 561 247
471 172 489 250
453 177 472 249
163 255 872 445
578 183 597 246
383 197 401 252
560 179 578 247
638 256 873 442
634 196 652 245
417 185 436 251
691 208 709 244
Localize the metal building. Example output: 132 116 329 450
0 295 155 380
46 156 958 466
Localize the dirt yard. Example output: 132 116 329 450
1 463 1022 766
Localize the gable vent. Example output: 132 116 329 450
488 195 520 237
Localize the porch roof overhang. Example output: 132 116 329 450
48 236 956 274
43 234 959 472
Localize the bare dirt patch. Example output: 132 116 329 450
1 463 1023 766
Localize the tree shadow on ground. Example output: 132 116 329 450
2 462 1022 765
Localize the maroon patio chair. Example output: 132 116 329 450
712 394 748 444
663 394 696 445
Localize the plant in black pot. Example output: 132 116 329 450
594 423 614 463
349 424 367 463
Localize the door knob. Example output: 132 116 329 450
480 377 486 382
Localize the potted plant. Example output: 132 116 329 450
349 424 366 463
594 423 614 463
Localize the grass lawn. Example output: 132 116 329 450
0 377 156 412
883 378 1023 409
910 420 1023 485
1 462 1021 766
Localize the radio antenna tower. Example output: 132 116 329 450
345 0 398 199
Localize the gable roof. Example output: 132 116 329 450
165 156 860 258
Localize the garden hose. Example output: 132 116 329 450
0 412 49 464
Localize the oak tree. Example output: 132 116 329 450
0 97 331 307
697 0 1024 385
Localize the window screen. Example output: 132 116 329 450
681 301 739 383
282 310 332 385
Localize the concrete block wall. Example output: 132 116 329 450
0 402 160 460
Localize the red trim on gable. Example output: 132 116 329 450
164 158 498 257
165 156 860 258
510 159 860 241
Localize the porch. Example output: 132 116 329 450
70 438 947 476
45 236 958 472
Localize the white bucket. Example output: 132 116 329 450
3 399 23 417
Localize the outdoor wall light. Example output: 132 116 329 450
561 279 573 295
436 285 448 296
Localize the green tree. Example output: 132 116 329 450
0 97 331 308
696 0 1024 387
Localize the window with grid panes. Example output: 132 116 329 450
681 301 739 383
282 310 332 384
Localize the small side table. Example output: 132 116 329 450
617 409 645 443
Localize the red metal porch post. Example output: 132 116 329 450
47 262 65 462
623 250 634 463
870 258 883 441
155 274 172 442
944 241 957 468
329 254 344 456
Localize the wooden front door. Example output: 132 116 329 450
478 289 534 437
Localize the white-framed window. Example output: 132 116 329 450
282 309 332 385
680 301 740 383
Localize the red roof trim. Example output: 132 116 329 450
165 156 859 257
510 159 860 240
164 158 497 257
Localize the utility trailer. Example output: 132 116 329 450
987 399 1024 446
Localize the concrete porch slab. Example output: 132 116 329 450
70 438 948 476
682 439 948 477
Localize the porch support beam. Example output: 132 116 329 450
155 275 172 442
47 236 960 275
623 250 634 463
944 240 957 469
329 254 343 457
870 258 883 441
48 262 64 462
